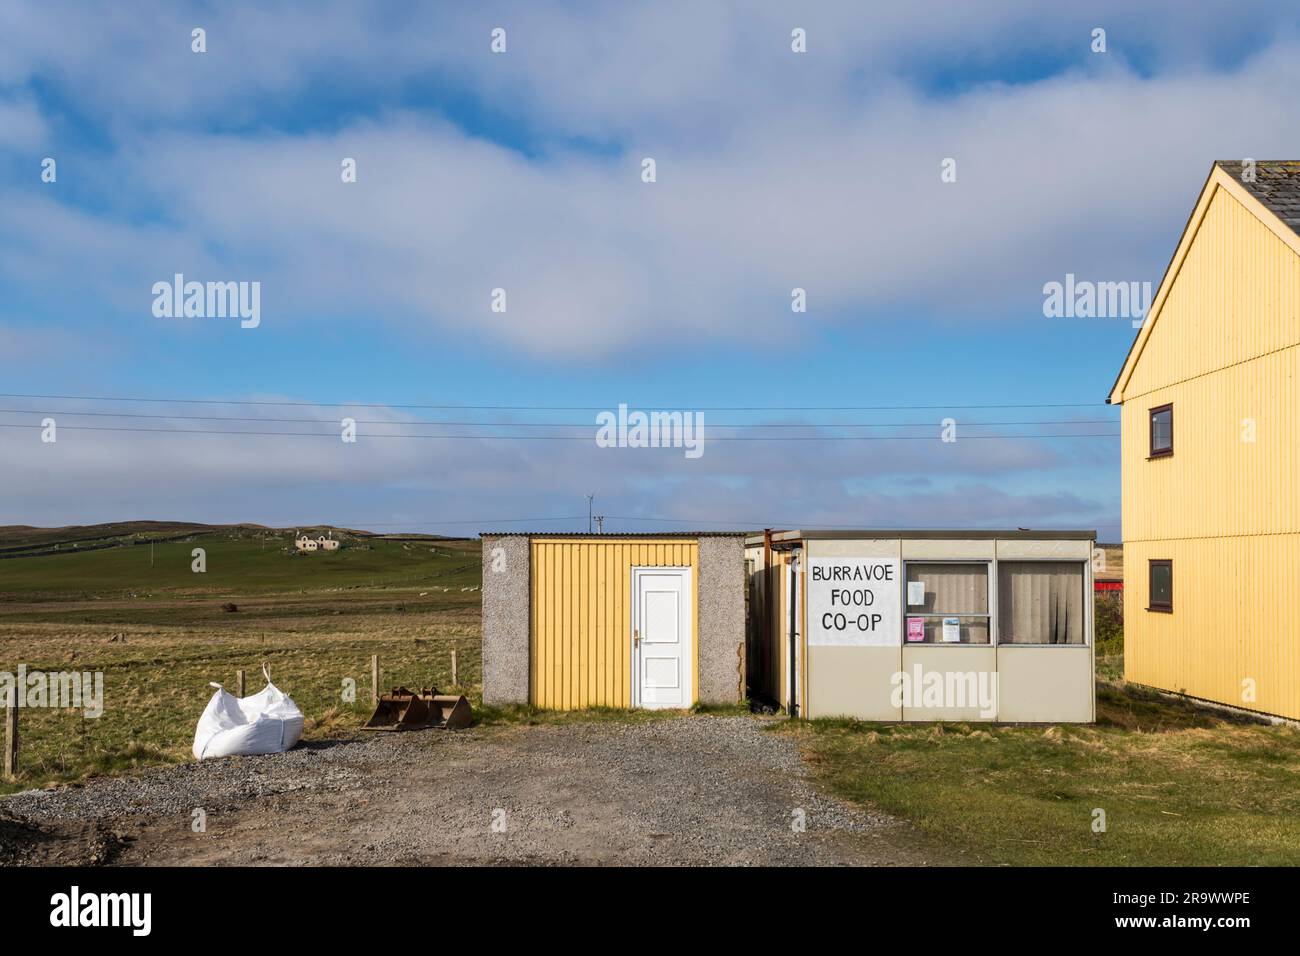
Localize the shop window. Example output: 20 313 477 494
1149 404 1173 458
905 563 990 644
1149 560 1173 612
997 562 1086 644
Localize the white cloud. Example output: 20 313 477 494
6 41 1300 362
0 95 45 149
11 1 1276 528
0 395 1108 532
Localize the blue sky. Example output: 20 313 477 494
3 1 1299 537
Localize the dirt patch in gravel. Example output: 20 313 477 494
1 715 941 866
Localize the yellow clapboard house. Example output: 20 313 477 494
1108 160 1300 721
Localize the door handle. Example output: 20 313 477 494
634 629 641 647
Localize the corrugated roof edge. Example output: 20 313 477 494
479 531 751 538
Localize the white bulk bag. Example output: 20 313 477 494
192 666 304 760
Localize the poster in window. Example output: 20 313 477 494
906 617 924 642
808 558 901 646
907 581 926 606
941 617 961 643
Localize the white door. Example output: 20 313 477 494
632 567 693 708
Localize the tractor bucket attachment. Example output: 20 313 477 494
361 686 472 732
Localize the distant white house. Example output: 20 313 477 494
295 532 340 553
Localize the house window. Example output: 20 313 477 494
1149 403 1173 458
1148 559 1173 612
997 562 1086 644
905 563 990 644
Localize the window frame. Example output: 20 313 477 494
1148 558 1173 613
995 559 1089 646
1148 403 1173 459
903 559 993 646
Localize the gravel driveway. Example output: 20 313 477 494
1 715 934 866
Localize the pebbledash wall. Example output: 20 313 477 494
481 533 746 709
745 530 1097 723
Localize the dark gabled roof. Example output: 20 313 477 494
1215 160 1300 237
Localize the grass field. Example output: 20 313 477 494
0 526 475 601
793 682 1300 866
0 526 484 794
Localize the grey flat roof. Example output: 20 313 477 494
746 529 1096 544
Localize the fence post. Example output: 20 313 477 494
371 654 380 706
451 648 458 688
737 642 745 701
4 704 17 781
236 669 246 699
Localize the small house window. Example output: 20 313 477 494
1149 404 1173 458
1148 559 1172 612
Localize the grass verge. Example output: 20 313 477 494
789 680 1300 865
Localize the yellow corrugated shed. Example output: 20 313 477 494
1111 161 1300 720
530 538 698 710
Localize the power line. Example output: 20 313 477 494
348 516 1125 532
229 517 589 529
602 515 1122 531
0 509 1120 533
0 391 1108 412
359 516 589 526
0 408 1116 428
0 423 1119 440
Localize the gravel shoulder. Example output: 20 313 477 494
1 715 939 866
